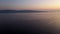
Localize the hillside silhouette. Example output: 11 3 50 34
0 10 47 13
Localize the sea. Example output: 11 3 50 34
0 11 60 34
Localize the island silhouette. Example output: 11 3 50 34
0 10 48 13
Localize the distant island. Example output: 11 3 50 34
0 10 48 13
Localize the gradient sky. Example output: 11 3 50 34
0 0 60 10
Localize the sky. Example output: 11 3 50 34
0 0 60 10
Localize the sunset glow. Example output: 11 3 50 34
0 0 60 10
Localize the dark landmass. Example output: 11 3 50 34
0 10 48 13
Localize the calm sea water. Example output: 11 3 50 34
0 12 60 34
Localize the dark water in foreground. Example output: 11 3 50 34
0 12 60 34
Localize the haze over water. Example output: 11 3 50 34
0 11 60 34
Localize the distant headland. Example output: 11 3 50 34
0 10 48 13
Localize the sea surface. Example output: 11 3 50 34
0 12 60 34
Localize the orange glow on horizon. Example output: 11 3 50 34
16 6 60 10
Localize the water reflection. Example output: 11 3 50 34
16 12 60 34
0 12 60 34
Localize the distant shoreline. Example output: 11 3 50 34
0 10 48 13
